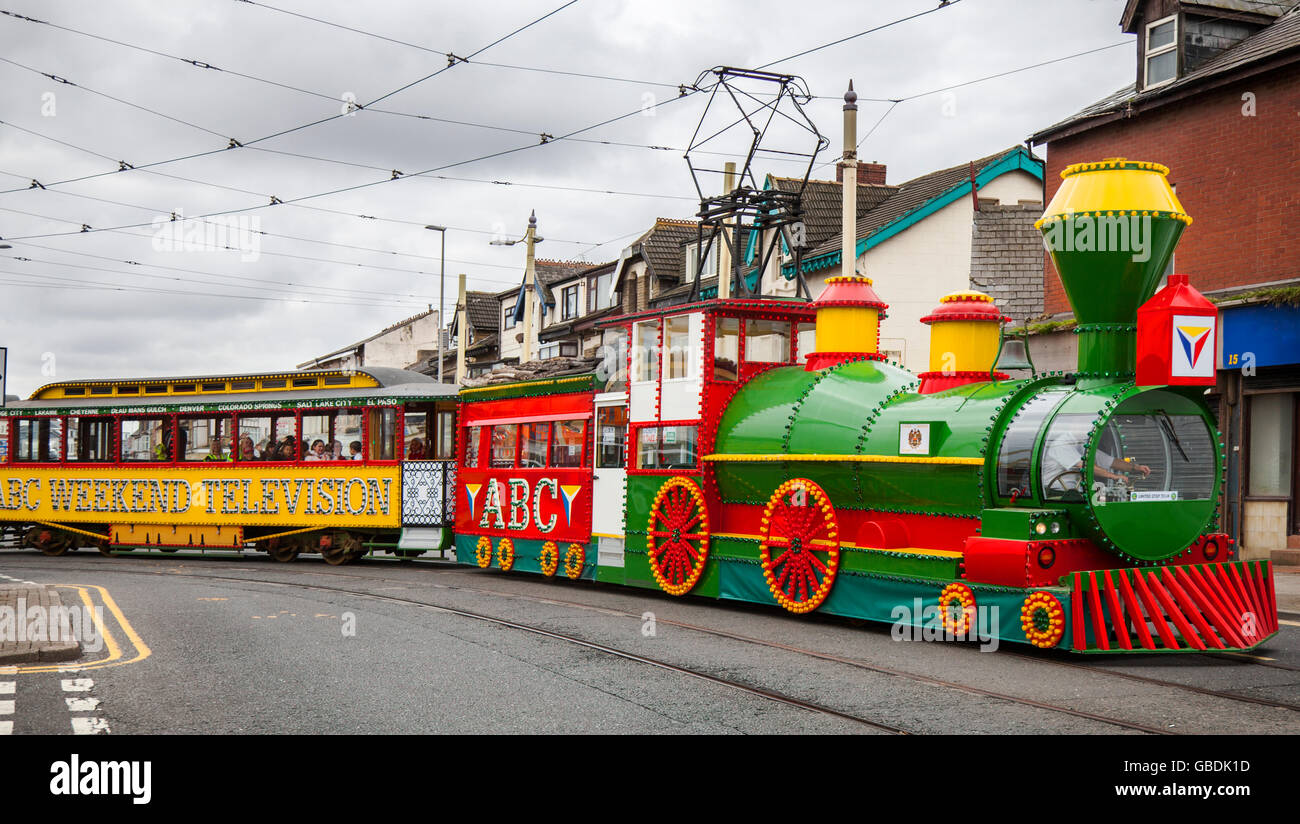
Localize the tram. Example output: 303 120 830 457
0 367 457 563
454 159 1280 654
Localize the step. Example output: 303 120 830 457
1287 534 1300 550
1271 548 1300 566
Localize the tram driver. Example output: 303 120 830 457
1041 426 1149 500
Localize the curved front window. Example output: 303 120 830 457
1041 408 1216 503
995 388 1069 498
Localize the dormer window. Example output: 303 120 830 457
684 240 718 281
1144 14 1178 90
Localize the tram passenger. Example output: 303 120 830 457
407 438 426 460
349 441 363 460
204 437 231 462
238 436 256 461
331 440 344 460
305 439 328 461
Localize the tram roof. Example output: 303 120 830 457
4 368 455 415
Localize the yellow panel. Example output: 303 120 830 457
111 523 244 548
928 320 1001 373
815 307 878 354
1038 159 1188 225
0 466 401 528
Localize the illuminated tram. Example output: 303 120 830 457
0 368 457 563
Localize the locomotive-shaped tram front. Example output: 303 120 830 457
456 159 1278 654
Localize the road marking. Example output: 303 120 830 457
0 681 14 695
62 678 94 692
66 696 101 712
13 585 150 674
0 700 13 715
1278 619 1300 628
0 720 11 735
71 717 110 735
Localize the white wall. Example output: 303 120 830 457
775 170 1041 373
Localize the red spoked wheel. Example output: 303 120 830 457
645 477 710 596
759 478 840 614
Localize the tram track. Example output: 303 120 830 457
0 551 1220 734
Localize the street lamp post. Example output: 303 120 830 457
425 225 447 383
490 211 544 363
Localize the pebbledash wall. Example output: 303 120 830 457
1037 69 1300 563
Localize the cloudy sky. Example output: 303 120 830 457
0 0 1136 396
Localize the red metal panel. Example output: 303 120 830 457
1071 572 1087 651
1102 570 1132 650
1132 570 1180 650
1174 567 1238 648
1116 570 1156 650
1162 568 1224 649
1185 565 1246 647
1087 571 1110 651
1203 563 1249 634
1257 561 1278 633
1147 571 1205 651
1232 562 1266 633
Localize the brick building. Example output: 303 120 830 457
1029 0 1300 562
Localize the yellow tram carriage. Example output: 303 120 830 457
0 368 457 563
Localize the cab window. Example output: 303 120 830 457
744 319 790 363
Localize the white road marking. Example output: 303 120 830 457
65 696 101 712
71 717 110 735
61 678 94 692
0 682 14 695
0 720 11 735
0 700 13 715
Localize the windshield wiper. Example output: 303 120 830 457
1157 409 1189 462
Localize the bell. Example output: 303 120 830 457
994 330 1036 376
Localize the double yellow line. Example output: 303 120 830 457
1 585 150 674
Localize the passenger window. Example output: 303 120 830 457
238 414 298 461
463 427 481 467
404 410 429 459
120 418 171 462
520 423 548 468
67 416 113 462
367 408 398 461
490 424 517 468
634 320 660 382
714 317 739 380
179 416 234 462
434 408 456 459
551 420 586 468
596 407 628 469
15 418 62 462
744 319 790 363
303 413 347 461
665 315 692 379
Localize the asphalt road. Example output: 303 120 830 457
1 548 1297 735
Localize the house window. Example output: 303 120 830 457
1144 14 1178 89
562 285 579 320
504 304 517 330
594 270 615 311
684 239 717 281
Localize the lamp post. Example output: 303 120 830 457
424 225 447 382
490 211 544 363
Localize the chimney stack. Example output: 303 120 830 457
835 162 887 186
